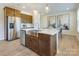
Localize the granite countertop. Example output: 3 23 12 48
21 28 60 35
37 29 59 35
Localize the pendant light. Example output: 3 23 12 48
45 4 49 13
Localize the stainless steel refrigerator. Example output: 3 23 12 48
7 16 21 41
15 17 21 38
7 16 15 40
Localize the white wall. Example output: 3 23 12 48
0 7 4 40
33 10 40 29
40 15 48 28
77 8 79 33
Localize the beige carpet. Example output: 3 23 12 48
0 35 79 56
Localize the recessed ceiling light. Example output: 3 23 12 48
33 10 38 13
22 6 26 9
46 6 49 10
66 8 69 10
45 6 49 13
45 4 49 13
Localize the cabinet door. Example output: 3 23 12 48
21 14 26 23
25 35 31 48
4 7 15 16
38 33 50 56
21 14 26 19
15 10 21 17
25 33 39 53
30 36 39 53
26 15 32 23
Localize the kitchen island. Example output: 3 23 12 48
20 29 60 56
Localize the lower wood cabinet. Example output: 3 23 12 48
25 34 39 53
25 33 57 56
30 36 39 53
21 14 32 23
25 35 31 48
38 33 50 56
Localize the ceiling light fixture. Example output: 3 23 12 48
46 6 49 10
22 6 26 9
33 10 38 13
45 4 49 10
45 4 49 13
66 8 69 10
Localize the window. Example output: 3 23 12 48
49 13 70 30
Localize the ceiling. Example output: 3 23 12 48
0 3 79 15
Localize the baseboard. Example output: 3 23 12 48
62 34 79 41
0 38 4 40
62 34 77 37
76 34 79 41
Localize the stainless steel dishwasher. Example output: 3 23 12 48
20 30 26 46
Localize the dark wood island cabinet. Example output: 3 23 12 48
25 31 57 56
26 34 39 53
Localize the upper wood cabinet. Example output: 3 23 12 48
4 7 32 23
26 15 32 20
4 7 15 16
15 10 21 17
21 14 26 20
21 14 32 23
26 15 32 23
4 7 21 17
